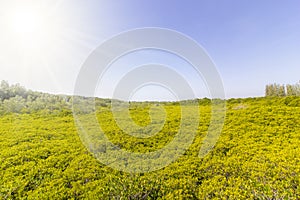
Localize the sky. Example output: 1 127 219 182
0 0 300 100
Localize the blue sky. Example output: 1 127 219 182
0 0 300 99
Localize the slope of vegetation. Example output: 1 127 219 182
1 81 300 199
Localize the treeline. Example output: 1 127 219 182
0 81 193 115
0 80 216 115
3 80 299 115
0 80 72 114
265 81 300 97
0 80 114 115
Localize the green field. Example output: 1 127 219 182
1 94 300 199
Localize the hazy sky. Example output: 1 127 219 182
0 0 300 100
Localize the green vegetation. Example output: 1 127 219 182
1 81 300 199
265 81 300 97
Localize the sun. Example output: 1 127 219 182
6 5 56 54
2 2 90 74
10 7 45 41
12 10 41 35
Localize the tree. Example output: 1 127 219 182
279 85 286 97
265 83 287 97
286 81 300 96
0 80 10 101
3 95 26 113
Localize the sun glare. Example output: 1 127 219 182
3 2 89 75
7 6 55 53
4 4 64 74
12 10 41 35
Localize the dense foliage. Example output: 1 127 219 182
0 80 112 115
1 82 300 199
